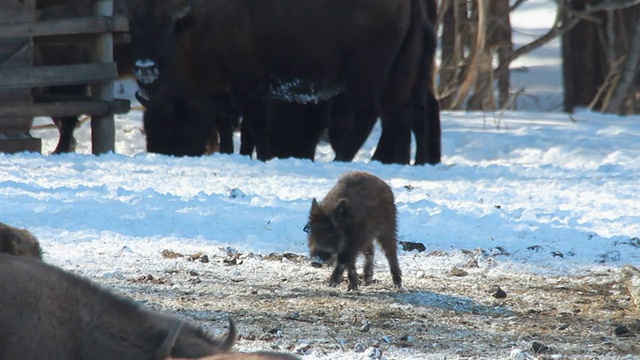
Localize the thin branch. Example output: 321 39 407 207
450 0 489 109
586 0 640 13
588 55 626 110
494 7 579 77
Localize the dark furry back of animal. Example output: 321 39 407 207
0 254 235 359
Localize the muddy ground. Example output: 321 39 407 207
94 249 640 360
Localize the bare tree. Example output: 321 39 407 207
562 0 640 114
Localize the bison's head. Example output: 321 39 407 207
305 198 349 264
126 0 196 88
143 96 218 157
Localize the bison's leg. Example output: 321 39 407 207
215 113 236 154
333 96 378 162
236 96 272 161
327 94 351 156
362 242 375 285
413 94 441 165
239 122 254 157
373 106 412 164
52 116 78 154
296 101 332 160
413 18 441 165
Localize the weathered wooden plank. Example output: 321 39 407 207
0 63 116 88
0 38 32 66
0 15 129 39
34 31 130 46
0 99 129 117
0 137 41 154
91 0 115 154
0 116 33 133
0 0 37 23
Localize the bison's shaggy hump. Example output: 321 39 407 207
0 222 42 259
0 254 235 360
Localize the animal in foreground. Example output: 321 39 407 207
0 222 42 259
161 322 301 360
305 171 402 290
125 0 439 163
0 254 235 359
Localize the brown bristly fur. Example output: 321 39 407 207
307 171 402 290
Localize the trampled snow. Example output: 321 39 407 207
2 1 639 358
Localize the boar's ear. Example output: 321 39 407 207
333 198 349 223
310 198 323 215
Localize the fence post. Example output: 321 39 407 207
91 0 115 154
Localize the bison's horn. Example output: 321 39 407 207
156 320 183 360
221 316 237 352
135 90 151 108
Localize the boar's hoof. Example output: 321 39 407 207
310 261 323 268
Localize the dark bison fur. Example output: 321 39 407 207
125 0 439 164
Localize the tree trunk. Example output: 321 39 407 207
605 13 640 114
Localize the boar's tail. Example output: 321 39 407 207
156 320 183 360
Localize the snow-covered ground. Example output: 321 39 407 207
1 1 639 359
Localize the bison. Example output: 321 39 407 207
0 222 43 259
124 0 440 164
305 171 402 290
0 254 236 359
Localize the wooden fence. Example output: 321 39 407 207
0 0 130 154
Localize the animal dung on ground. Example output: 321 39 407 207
306 171 402 290
399 241 426 252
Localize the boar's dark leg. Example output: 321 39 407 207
328 262 345 287
379 237 402 288
329 250 358 289
363 242 375 285
346 264 359 291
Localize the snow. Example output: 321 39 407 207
2 1 639 358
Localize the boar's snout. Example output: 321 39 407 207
309 251 333 267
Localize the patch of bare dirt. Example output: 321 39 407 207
97 250 640 359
